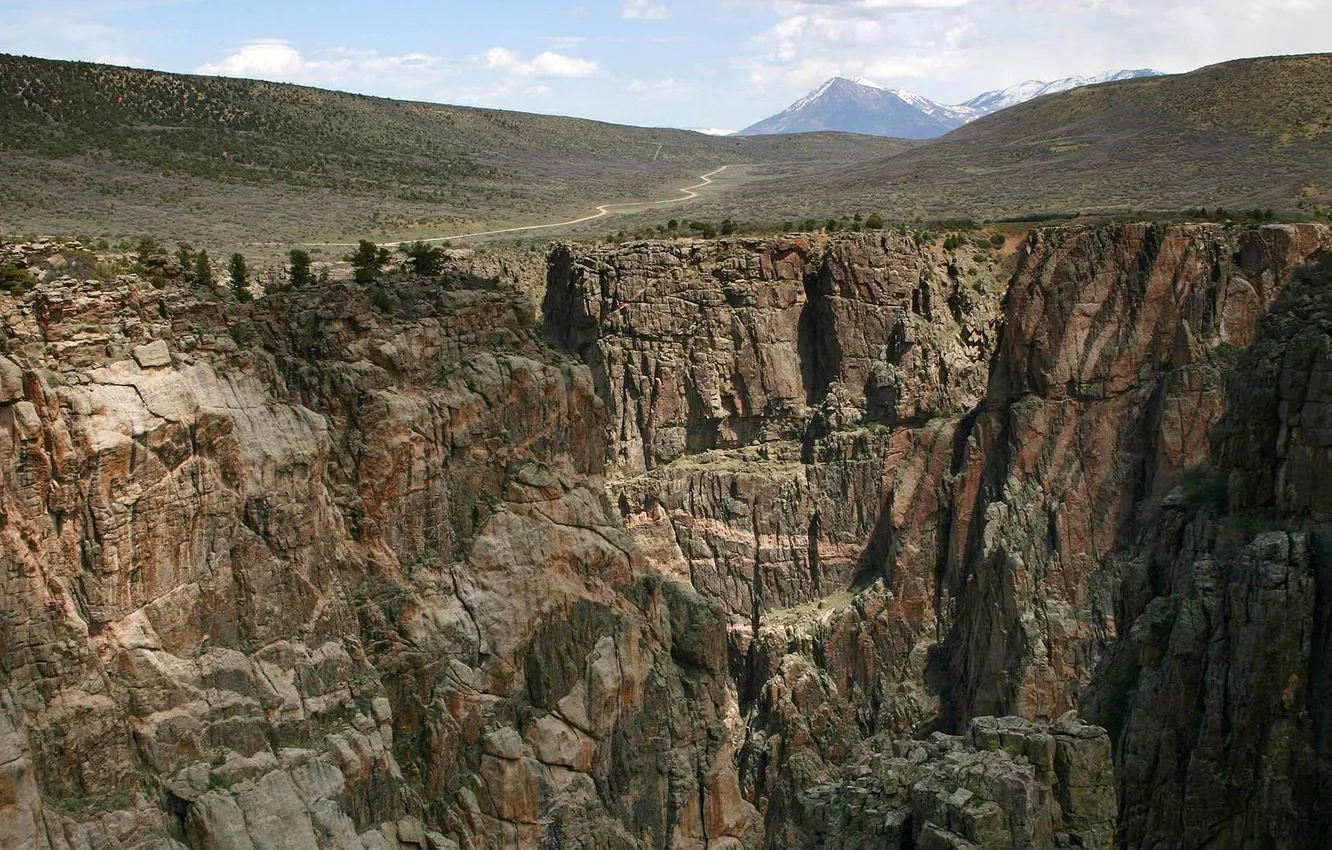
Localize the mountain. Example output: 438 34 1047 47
0 54 907 249
739 68 1164 139
736 76 975 138
962 68 1163 115
685 54 1332 220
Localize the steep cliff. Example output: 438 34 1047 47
1094 248 1332 848
4 222 1330 850
545 224 1332 848
0 257 759 850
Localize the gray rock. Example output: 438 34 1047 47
0 356 23 403
133 338 172 368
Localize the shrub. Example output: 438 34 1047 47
943 234 965 251
989 232 1006 248
0 263 36 295
135 235 164 259
288 249 312 287
404 241 445 276
720 219 737 236
372 286 394 312
802 219 818 232
347 239 390 283
175 242 194 271
865 213 885 230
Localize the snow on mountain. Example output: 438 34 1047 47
738 69 1166 139
962 69 1164 115
735 77 972 139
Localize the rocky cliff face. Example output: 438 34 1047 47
0 257 758 850
3 222 1330 850
545 224 1332 848
1095 248 1332 849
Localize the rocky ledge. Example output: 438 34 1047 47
801 714 1115 850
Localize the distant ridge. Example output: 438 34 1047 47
738 69 1165 139
962 69 1163 115
719 54 1332 219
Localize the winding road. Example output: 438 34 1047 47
309 165 730 249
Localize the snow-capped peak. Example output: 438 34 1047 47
787 77 842 112
962 69 1164 115
736 67 1167 140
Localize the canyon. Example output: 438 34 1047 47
1 221 1330 849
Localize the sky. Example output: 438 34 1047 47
0 0 1327 133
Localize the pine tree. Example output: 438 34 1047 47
288 249 312 287
194 250 214 288
347 240 390 284
175 242 194 274
228 253 251 302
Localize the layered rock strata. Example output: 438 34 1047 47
545 233 1004 620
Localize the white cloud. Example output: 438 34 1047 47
732 0 1332 108
621 0 671 18
196 40 456 96
95 53 147 68
628 77 690 98
198 40 304 77
482 47 600 78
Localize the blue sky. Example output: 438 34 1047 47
1 0 1328 132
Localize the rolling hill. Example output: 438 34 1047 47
684 54 1332 223
0 54 908 249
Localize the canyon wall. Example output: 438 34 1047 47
545 224 1332 848
2 222 1329 850
0 261 759 850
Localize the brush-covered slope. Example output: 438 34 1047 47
700 54 1332 221
0 54 907 247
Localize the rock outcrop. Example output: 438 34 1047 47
545 224 1332 848
939 223 1332 725
545 233 1004 619
1095 249 1332 848
5 223 1332 850
800 714 1115 850
0 258 758 850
